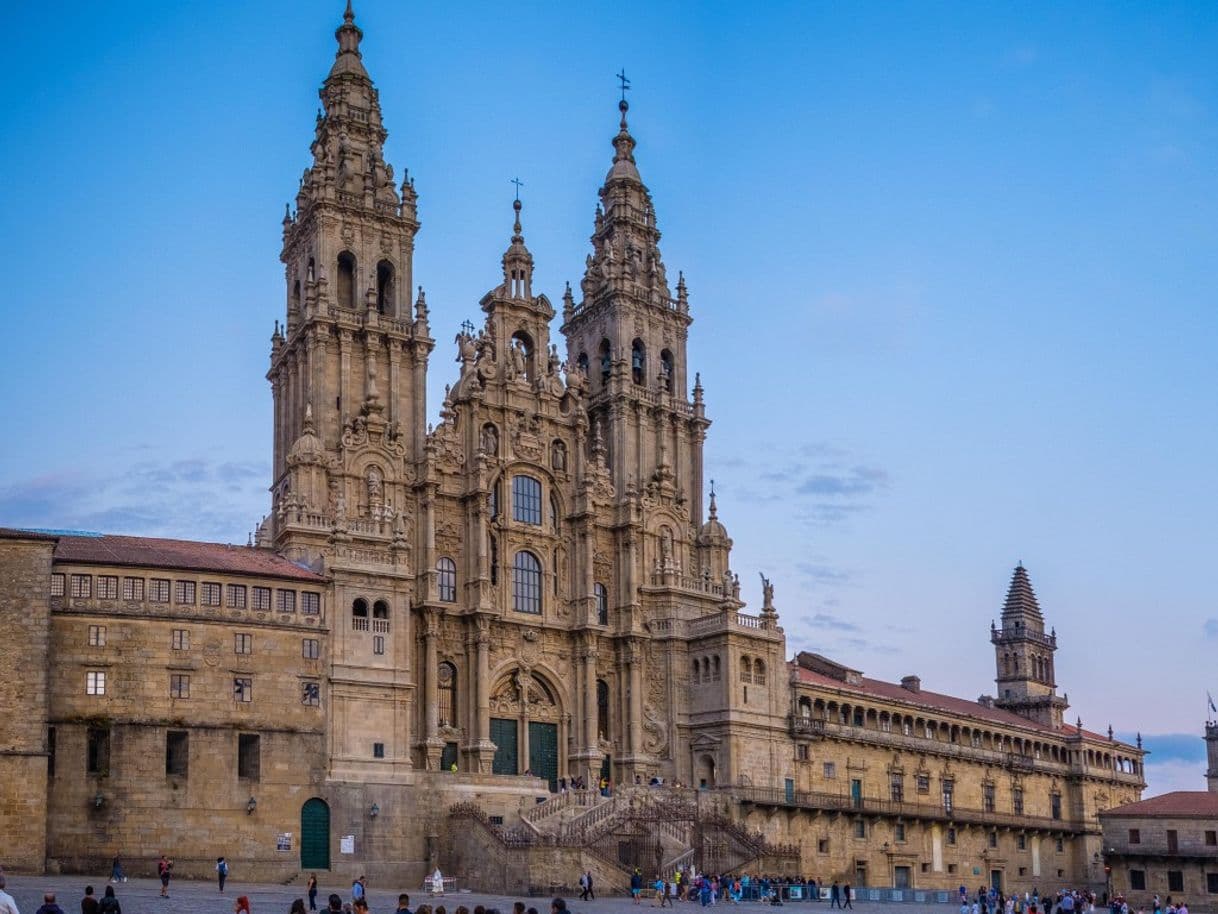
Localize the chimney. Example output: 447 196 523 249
900 675 921 693
977 694 995 709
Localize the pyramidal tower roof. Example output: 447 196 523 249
1001 563 1044 621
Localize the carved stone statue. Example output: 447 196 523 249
366 466 383 505
480 423 499 457
760 572 775 610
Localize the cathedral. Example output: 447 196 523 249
0 4 1145 895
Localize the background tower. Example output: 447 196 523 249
1206 720 1218 792
991 564 1069 728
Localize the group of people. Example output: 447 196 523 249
617 868 852 908
1108 893 1189 914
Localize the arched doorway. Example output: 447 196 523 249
488 669 564 790
697 754 716 789
300 798 331 869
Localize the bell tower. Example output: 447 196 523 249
561 89 709 529
268 2 433 561
991 564 1069 728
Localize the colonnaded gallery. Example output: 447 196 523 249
0 4 1146 894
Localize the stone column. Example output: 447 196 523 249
627 639 643 757
422 607 443 769
473 615 495 772
338 329 353 430
388 339 401 427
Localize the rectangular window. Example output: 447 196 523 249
86 727 110 775
1167 829 1179 852
302 591 321 615
252 586 271 611
823 761 836 779
174 580 196 605
234 633 252 654
149 578 170 603
1055 838 1064 853
1206 873 1218 894
988 831 998 848
70 574 92 598
817 838 830 854
87 625 106 647
86 670 106 695
373 742 385 759
1013 787 1024 815
50 573 65 597
1017 834 1027 850
983 783 995 813
946 827 957 846
373 635 386 655
302 680 320 706
122 576 145 601
166 730 188 776
303 638 320 660
1168 871 1184 893
172 629 189 651
170 673 190 699
234 676 253 703
226 584 247 609
237 733 260 780
916 774 930 793
1050 792 1062 820
201 582 222 606
1129 828 1141 844
942 780 955 814
276 589 296 612
47 726 56 778
1130 871 1146 892
97 575 118 599
894 823 906 843
947 864 957 875
1207 830 1217 847
890 773 904 802
796 744 809 761
512 474 543 524
853 819 866 839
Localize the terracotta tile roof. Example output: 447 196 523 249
1101 791 1218 818
50 533 325 583
792 663 1131 747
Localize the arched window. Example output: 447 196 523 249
351 597 368 631
631 339 646 385
691 658 699 682
372 599 390 632
577 352 589 376
337 251 356 309
549 494 560 529
490 479 501 520
659 349 674 392
490 535 499 585
702 657 712 683
510 331 534 381
740 656 753 683
595 583 608 625
754 659 767 686
512 551 542 614
512 475 542 525
437 557 457 602
376 260 395 314
291 279 301 312
552 548 560 596
306 257 316 282
712 655 721 681
437 661 457 728
597 679 610 740
598 339 612 384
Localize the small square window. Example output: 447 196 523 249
1206 830 1217 847
234 633 253 655
172 629 190 651
489 815 504 826
1168 871 1184 893
916 774 930 793
170 674 190 699
86 670 106 696
373 742 385 759
1018 867 1027 877
302 591 321 615
373 635 386 655
302 681 320 706
817 838 829 854
175 580 196 605
823 762 836 779
234 677 253 702
252 586 271 611
70 574 92 598
1129 829 1141 844
122 576 145 601
201 582 222 606
149 578 170 603
276 589 296 613
97 575 118 599
947 864 957 875
303 638 320 660
227 584 247 609
50 573 65 597
87 625 106 647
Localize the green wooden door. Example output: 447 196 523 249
528 721 558 791
490 718 518 775
300 798 330 869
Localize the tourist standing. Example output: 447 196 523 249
233 897 251 914
0 875 19 914
217 857 230 893
157 855 172 899
81 887 99 914
34 895 64 914
632 869 644 904
98 887 120 914
307 876 319 912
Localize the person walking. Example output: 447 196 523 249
109 857 124 885
157 856 173 899
830 883 841 910
0 875 19 914
217 857 229 893
579 873 589 902
307 876 319 912
843 885 853 911
586 872 595 901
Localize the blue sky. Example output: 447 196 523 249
1 1 1215 795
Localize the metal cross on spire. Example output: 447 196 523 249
616 68 631 102
460 319 475 336
709 478 716 497
510 177 524 201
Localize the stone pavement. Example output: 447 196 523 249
0 874 959 914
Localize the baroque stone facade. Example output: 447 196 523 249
0 3 1146 894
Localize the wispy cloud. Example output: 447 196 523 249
1204 619 1218 640
0 457 268 543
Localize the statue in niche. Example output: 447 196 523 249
366 466 383 506
659 527 674 568
481 424 499 457
551 440 567 472
508 339 528 380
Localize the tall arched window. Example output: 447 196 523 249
437 557 457 602
437 661 457 728
631 339 646 385
753 659 766 685
597 679 610 740
306 257 316 282
740 657 752 683
372 599 390 632
512 475 542 525
712 655 721 681
512 551 542 614
337 251 357 309
549 493 560 529
351 597 368 631
376 260 395 314
552 548 560 596
291 279 301 312
598 339 612 384
489 535 499 585
595 583 609 625
659 349 674 392
577 352 589 376
510 331 534 381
